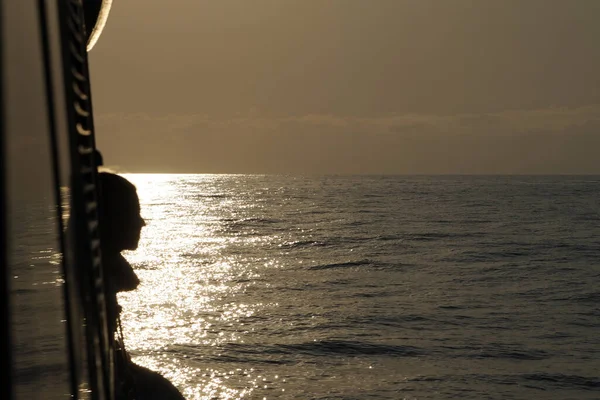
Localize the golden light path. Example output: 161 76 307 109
117 174 282 399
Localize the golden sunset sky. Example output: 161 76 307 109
90 0 600 174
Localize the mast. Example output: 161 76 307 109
1 1 115 399
55 1 112 397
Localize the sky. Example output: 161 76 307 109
90 0 600 174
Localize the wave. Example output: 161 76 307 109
196 194 227 198
165 340 557 363
403 232 478 241
406 373 600 391
307 259 372 271
224 217 282 226
279 340 423 357
520 373 600 390
441 344 550 361
279 240 330 249
169 340 424 362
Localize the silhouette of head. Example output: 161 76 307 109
98 172 145 252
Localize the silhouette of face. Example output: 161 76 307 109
98 173 146 252
121 190 146 250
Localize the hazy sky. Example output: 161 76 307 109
90 0 600 174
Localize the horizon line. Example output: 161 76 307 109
116 172 600 177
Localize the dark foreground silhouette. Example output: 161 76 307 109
98 172 185 400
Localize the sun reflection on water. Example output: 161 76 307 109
116 174 272 399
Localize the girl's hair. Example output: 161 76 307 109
97 172 139 247
97 172 137 214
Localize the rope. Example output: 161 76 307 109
117 313 130 362
116 311 137 399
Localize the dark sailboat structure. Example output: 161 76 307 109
1 1 147 399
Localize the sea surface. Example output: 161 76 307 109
9 175 600 399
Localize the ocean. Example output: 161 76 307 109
9 175 600 399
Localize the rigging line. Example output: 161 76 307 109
0 2 13 399
117 313 138 400
117 314 129 361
